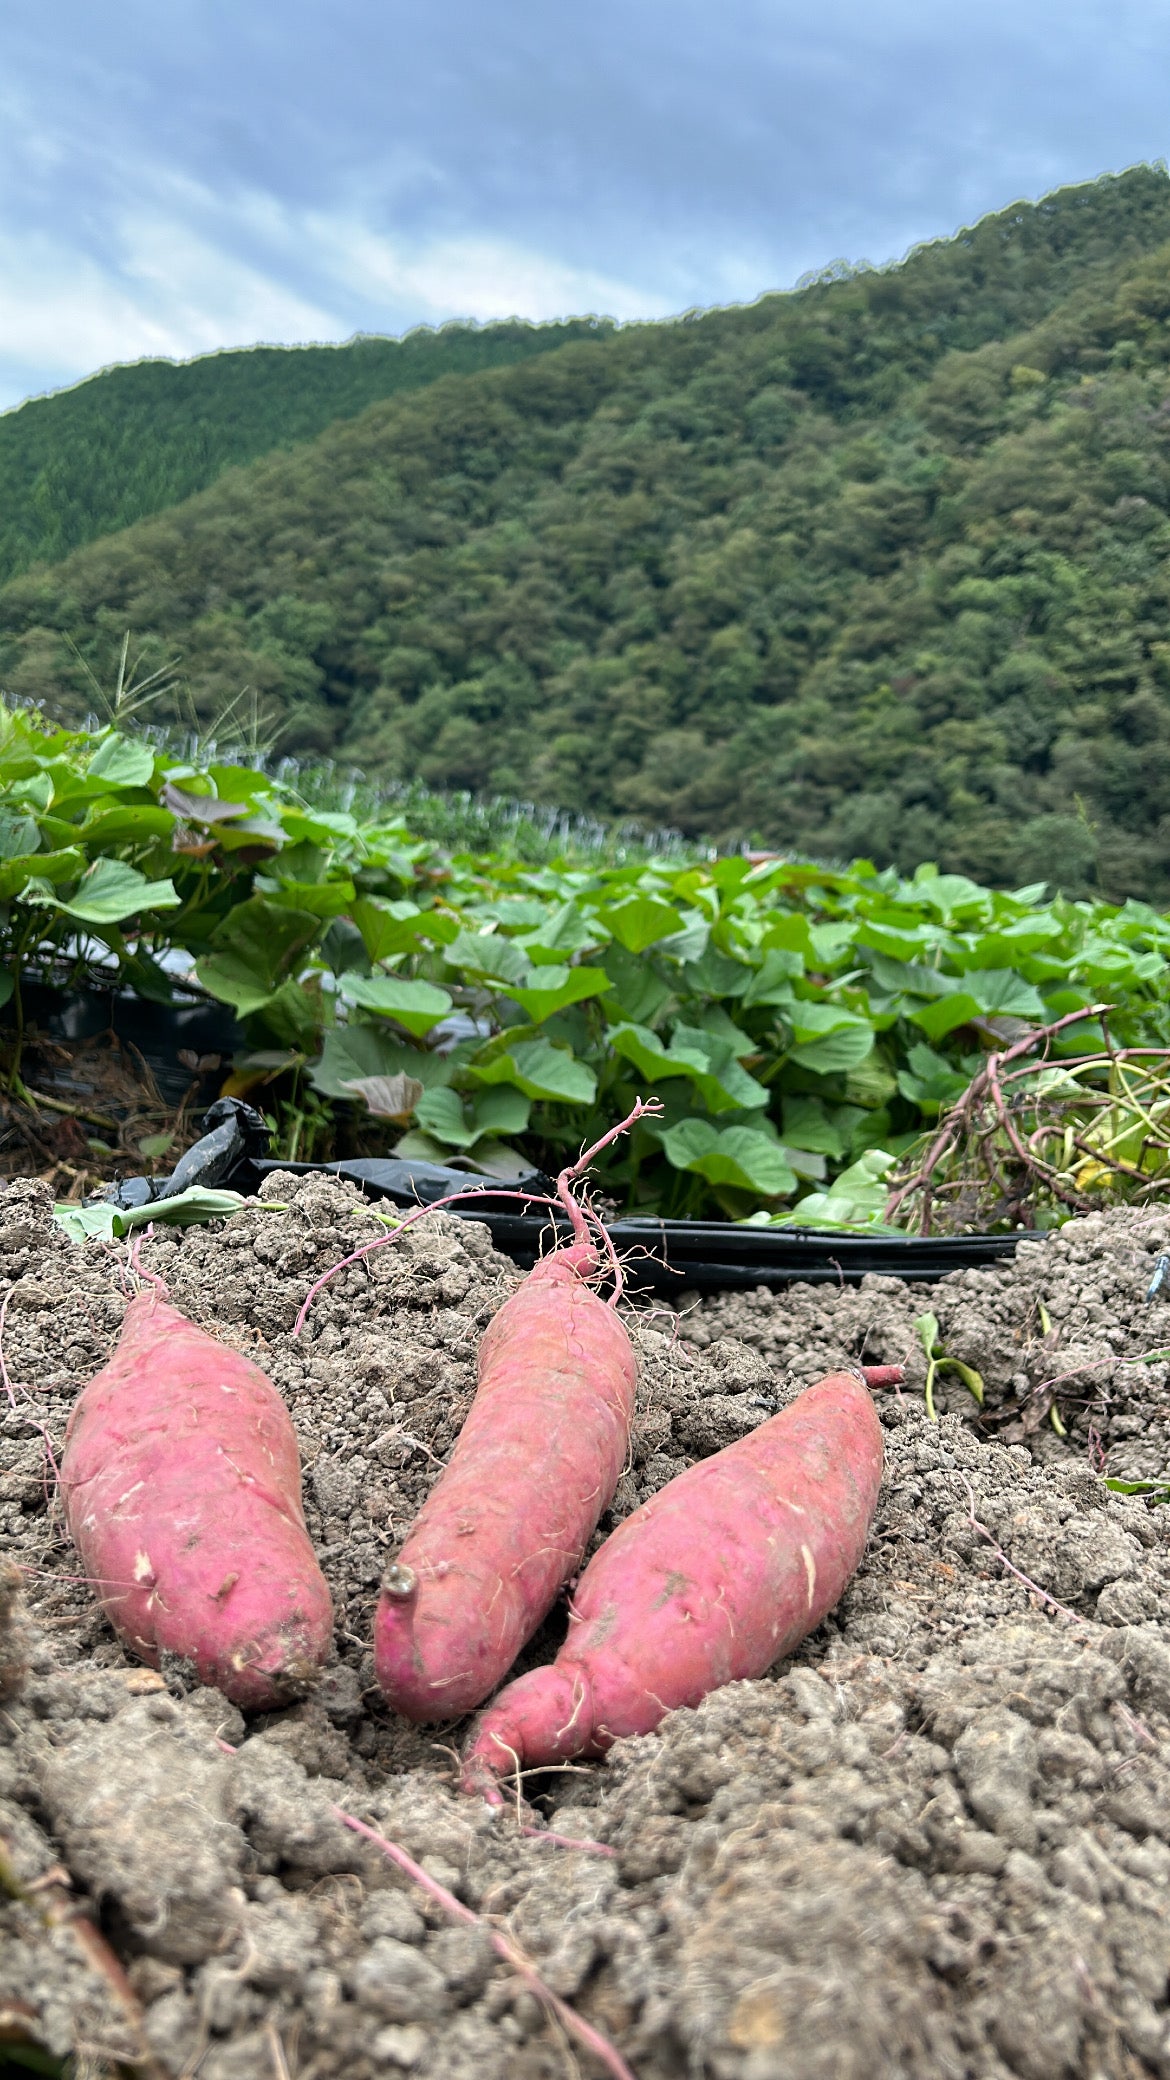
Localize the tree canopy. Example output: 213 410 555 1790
0 317 614 583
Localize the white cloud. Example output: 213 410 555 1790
304 214 673 327
0 208 346 412
0 175 689 414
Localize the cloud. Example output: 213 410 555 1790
304 217 674 328
0 209 346 410
2 0 1169 409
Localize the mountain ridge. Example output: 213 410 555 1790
0 317 616 584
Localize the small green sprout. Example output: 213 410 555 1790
913 1310 985 1423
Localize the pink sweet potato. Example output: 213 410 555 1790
60 1291 333 1710
375 1240 637 1721
461 1369 883 1800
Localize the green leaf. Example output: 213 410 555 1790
656 912 711 961
759 912 815 959
444 928 532 985
78 805 176 847
741 946 803 1006
896 1042 970 1114
392 1130 532 1180
786 1003 875 1072
88 732 156 787
597 944 673 1024
341 973 454 1037
472 1086 531 1137
768 1150 897 1230
251 979 323 1051
351 897 428 961
610 1021 769 1114
391 1128 458 1162
257 877 356 919
196 898 319 1013
0 847 85 900
310 1023 452 1100
60 857 180 923
915 1311 941 1358
781 1094 844 1158
194 957 278 1017
808 921 857 965
0 809 39 859
521 898 603 957
598 894 684 952
53 1186 247 1244
682 947 751 997
660 1119 799 1197
504 964 611 1022
910 992 982 1042
844 1054 897 1108
470 1036 596 1105
911 872 992 925
864 951 956 1000
961 969 1046 1019
687 1004 756 1058
415 1086 478 1148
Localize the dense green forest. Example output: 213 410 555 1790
5 168 1170 898
0 317 613 583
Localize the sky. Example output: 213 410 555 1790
2 0 1168 414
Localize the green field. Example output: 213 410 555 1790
2 700 1168 1233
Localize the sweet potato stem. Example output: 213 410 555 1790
210 1731 634 2079
331 1807 637 2080
293 1097 663 1333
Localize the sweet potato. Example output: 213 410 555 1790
374 1240 637 1721
60 1291 333 1709
461 1369 883 1800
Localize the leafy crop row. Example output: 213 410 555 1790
2 701 1169 1227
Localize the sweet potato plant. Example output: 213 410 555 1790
1 696 1169 1228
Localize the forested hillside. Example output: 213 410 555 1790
0 317 613 582
5 168 1170 897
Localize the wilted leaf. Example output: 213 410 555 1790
160 781 252 823
342 1073 426 1121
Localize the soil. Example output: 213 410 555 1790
5 1178 1170 2079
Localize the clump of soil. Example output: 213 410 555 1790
5 1181 1170 2078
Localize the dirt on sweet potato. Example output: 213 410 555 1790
5 1179 1170 2078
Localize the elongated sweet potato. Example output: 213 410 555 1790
60 1292 333 1709
375 1240 637 1721
461 1369 883 1800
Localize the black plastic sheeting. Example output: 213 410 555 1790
10 981 245 1107
45 1014 1038 1290
233 1154 1037 1292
